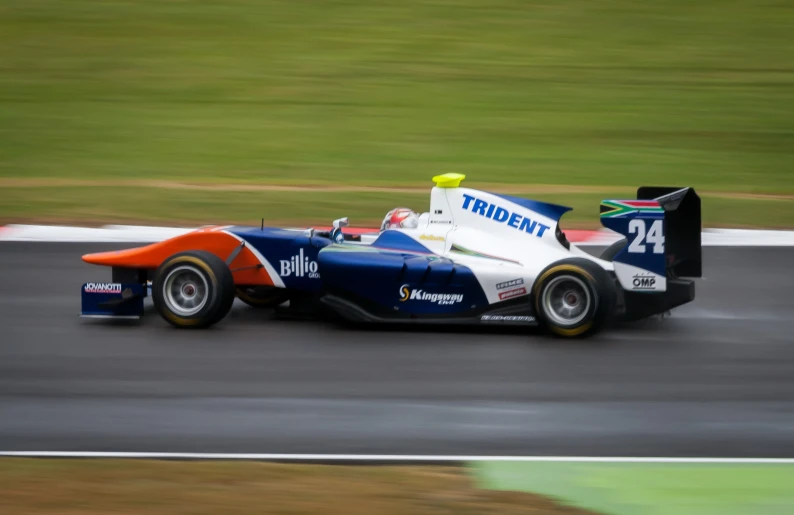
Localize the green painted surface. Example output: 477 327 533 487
472 461 794 515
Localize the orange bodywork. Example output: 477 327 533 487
82 226 275 286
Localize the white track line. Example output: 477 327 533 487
1 452 794 463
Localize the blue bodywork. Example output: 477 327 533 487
319 232 488 316
229 227 331 291
228 227 488 316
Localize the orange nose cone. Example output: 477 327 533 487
82 244 164 268
80 227 276 287
81 227 228 269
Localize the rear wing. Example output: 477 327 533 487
637 187 701 278
600 187 701 293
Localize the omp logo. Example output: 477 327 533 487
462 194 550 237
399 284 463 305
83 283 122 294
279 248 319 279
632 273 657 290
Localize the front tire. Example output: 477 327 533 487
152 251 235 328
533 259 616 338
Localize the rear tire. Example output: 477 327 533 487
532 258 616 338
152 251 235 328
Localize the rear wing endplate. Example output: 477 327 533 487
600 187 701 293
637 186 702 278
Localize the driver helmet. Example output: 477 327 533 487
381 207 419 231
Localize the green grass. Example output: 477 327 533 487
472 461 794 515
3 186 794 228
1 0 793 195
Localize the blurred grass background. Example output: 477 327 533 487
1 0 792 225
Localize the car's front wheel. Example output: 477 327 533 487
152 250 235 328
532 258 615 338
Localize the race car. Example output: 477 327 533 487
80 174 702 337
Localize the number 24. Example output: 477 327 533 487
628 219 664 254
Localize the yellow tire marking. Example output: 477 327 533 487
158 255 218 327
533 264 595 337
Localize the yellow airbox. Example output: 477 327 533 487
431 173 466 188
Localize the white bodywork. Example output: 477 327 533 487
358 185 616 305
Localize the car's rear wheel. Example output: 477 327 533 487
533 259 615 338
152 250 235 328
236 286 289 308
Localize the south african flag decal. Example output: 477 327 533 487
600 199 663 218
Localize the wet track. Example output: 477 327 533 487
1 243 793 457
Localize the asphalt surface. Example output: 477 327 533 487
1 243 793 457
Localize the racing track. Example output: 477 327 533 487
1 243 794 457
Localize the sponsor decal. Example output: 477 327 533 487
121 288 134 300
498 287 527 300
419 234 445 242
83 283 122 294
481 315 536 323
461 194 550 237
632 273 657 290
279 248 320 279
430 220 452 225
399 284 463 305
496 278 524 290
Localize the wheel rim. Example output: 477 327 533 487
163 265 209 317
541 274 591 327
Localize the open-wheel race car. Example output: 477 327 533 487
81 174 702 337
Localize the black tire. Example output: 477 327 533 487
599 238 627 262
152 250 235 328
532 258 616 338
236 286 289 308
